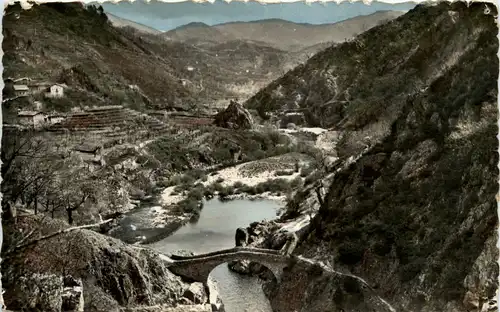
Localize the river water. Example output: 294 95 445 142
149 199 280 312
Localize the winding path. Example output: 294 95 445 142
165 247 397 312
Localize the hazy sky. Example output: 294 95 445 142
101 0 416 31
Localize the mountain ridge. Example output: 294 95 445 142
3 2 293 114
244 2 499 312
164 10 405 51
106 12 163 34
212 10 405 27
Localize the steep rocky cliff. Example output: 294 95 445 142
243 2 498 312
2 216 223 312
245 2 497 135
213 100 254 130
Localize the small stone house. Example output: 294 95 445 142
13 85 29 97
18 111 47 129
46 113 65 125
29 82 51 94
45 84 65 98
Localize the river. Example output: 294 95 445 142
113 198 281 311
150 198 279 312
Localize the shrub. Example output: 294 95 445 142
233 181 244 189
204 188 215 198
180 174 196 185
300 166 315 178
188 187 205 201
173 185 185 193
240 184 257 195
186 169 206 181
213 182 225 193
216 177 225 183
305 170 323 185
156 178 170 188
337 241 365 265
265 129 288 146
290 176 303 188
275 170 294 176
255 184 266 194
264 178 292 193
177 198 201 214
247 149 266 161
218 185 235 198
167 175 182 187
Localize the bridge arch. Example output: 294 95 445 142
167 247 291 285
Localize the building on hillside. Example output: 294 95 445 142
147 110 168 121
46 113 65 125
13 85 29 97
29 82 51 94
18 111 47 129
44 84 65 98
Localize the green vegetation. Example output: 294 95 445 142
304 170 323 186
167 170 306 217
147 127 307 175
1 129 129 225
300 165 315 178
275 170 294 176
245 2 497 132
291 3 499 306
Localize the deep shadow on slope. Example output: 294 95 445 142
266 2 498 312
245 2 497 131
2 216 191 311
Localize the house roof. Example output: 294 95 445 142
50 83 67 88
29 82 52 87
13 85 29 91
48 114 65 118
18 111 44 117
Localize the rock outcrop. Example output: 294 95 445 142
268 257 398 312
182 283 207 305
2 216 223 312
213 100 253 130
240 2 498 312
234 227 248 247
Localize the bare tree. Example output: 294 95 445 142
1 130 62 217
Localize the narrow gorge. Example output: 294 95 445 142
1 1 497 312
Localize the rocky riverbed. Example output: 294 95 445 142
149 152 317 229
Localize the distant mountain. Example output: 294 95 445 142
99 0 416 32
163 10 405 51
2 2 290 114
163 21 231 45
106 12 162 35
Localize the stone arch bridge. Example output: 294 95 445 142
167 247 293 284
